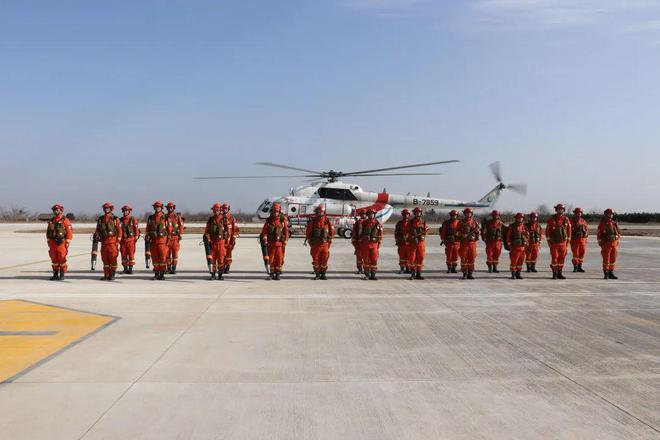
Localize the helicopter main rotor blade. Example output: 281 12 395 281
506 183 528 195
255 162 323 175
344 172 444 177
489 161 502 183
194 175 317 180
343 160 459 176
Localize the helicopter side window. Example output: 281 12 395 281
317 188 358 201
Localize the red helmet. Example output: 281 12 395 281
554 203 565 211
223 203 230 210
449 210 458 216
272 203 281 212
102 202 114 210
491 209 500 217
413 207 422 213
573 207 583 214
401 209 410 215
529 211 538 218
166 202 176 209
52 203 63 211
463 207 473 214
153 200 164 208
121 205 132 211
515 212 524 219
315 205 326 213
604 208 614 215
212 203 222 211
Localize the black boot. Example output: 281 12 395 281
170 265 177 275
410 270 416 280
603 270 609 280
573 264 578 273
370 270 378 280
552 271 557 280
122 266 128 274
608 271 618 280
217 271 224 280
516 271 523 280
210 272 216 280
415 271 424 280
492 265 499 273
487 264 492 273
314 272 320 280
404 267 411 274
511 271 516 280
462 271 468 280
557 270 566 280
274 272 281 281
58 269 65 281
320 272 327 280
577 264 585 273
398 266 405 274
467 271 475 280
160 271 166 280
526 263 531 273
109 271 116 281
128 266 134 274
447 264 452 274
50 270 59 281
531 264 538 273
224 265 230 274
451 264 458 273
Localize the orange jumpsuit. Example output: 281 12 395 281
146 213 171 273
352 218 365 271
457 219 480 273
120 215 140 268
95 214 123 278
394 218 412 270
205 214 229 273
524 221 543 266
597 220 620 271
46 215 73 272
506 222 529 272
440 218 461 269
306 215 334 274
546 214 572 272
408 218 428 272
482 218 504 267
225 214 239 269
570 217 589 266
260 213 289 273
166 212 184 269
358 218 383 272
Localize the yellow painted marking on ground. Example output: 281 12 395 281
0 252 87 270
0 300 117 383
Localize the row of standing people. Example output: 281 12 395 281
45 201 621 281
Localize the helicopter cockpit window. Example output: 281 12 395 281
260 200 271 213
317 187 358 201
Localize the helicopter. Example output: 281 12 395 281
195 160 526 239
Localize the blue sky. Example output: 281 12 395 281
2 0 660 215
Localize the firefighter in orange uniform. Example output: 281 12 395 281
223 203 239 274
165 202 184 274
597 208 620 280
570 207 589 272
352 210 367 274
94 203 122 281
506 213 529 280
204 203 229 280
46 204 73 280
394 209 412 274
408 207 429 280
440 210 461 273
119 205 140 274
524 212 543 273
457 207 480 280
146 201 171 280
358 208 383 280
482 210 504 273
546 203 572 279
260 203 289 280
305 205 334 280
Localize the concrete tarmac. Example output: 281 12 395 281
0 223 659 439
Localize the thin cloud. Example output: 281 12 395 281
619 19 660 33
346 0 430 10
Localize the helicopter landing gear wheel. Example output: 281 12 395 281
342 228 352 239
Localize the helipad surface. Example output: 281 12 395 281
0 223 658 439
